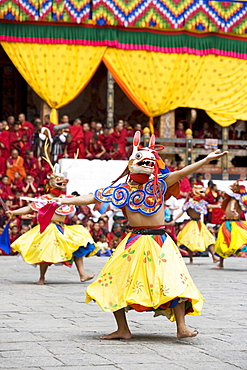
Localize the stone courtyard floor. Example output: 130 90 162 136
1 255 247 370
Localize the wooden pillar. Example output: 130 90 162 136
185 128 193 166
159 110 175 138
222 127 229 180
40 101 51 123
143 127 150 147
106 70 114 129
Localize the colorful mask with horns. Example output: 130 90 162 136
182 185 208 215
112 131 170 191
30 145 77 229
42 141 77 196
45 163 69 196
95 131 180 215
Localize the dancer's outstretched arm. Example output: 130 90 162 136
168 211 185 225
55 193 99 206
6 205 32 217
166 150 228 187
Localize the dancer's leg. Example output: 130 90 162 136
188 249 193 264
213 256 224 269
100 308 132 340
37 263 49 285
74 256 95 282
174 301 199 338
208 245 220 263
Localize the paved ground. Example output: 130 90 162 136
1 255 247 370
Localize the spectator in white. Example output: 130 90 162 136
95 122 103 136
165 196 179 222
88 200 113 223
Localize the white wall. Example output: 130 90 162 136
60 159 128 195
59 159 247 195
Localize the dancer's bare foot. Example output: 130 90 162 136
80 273 95 282
100 330 132 340
189 261 193 265
212 263 224 269
177 328 199 339
36 279 45 285
213 257 220 263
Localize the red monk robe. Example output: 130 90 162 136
24 157 39 178
0 182 14 200
0 129 10 159
11 177 24 192
98 132 112 152
110 127 127 158
20 121 35 137
69 126 85 158
0 155 6 177
9 129 23 151
38 159 51 186
84 130 93 148
65 140 79 158
19 135 31 157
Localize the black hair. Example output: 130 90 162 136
71 191 80 196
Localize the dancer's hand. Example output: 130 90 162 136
206 149 228 163
52 198 63 206
6 210 14 219
165 221 175 226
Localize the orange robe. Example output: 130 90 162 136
6 156 27 181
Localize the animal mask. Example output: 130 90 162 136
43 140 77 194
128 131 156 177
190 185 206 201
46 164 69 191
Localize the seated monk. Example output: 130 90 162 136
6 149 26 181
0 175 14 200
0 121 10 160
24 150 39 178
69 119 85 158
86 136 110 161
9 123 23 151
11 172 24 192
19 134 31 157
64 134 79 158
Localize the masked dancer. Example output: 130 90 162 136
7 147 97 284
214 181 247 268
172 185 220 264
57 132 227 339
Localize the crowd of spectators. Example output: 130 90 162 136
0 113 245 258
0 150 235 259
0 113 149 253
0 113 146 199
175 120 247 148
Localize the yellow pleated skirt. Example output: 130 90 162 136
11 222 97 265
86 232 204 322
215 220 247 258
177 220 215 252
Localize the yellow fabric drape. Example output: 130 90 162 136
1 42 106 124
103 49 247 127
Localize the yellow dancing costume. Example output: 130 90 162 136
86 179 204 321
215 188 247 259
215 219 247 258
177 199 215 252
12 196 97 266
